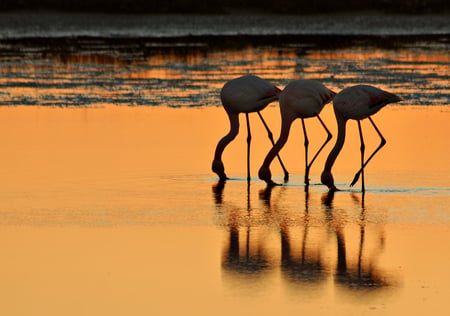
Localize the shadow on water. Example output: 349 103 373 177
213 181 397 296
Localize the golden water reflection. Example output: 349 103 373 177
0 105 448 315
213 179 450 315
0 39 449 314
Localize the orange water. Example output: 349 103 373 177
0 105 449 315
1 36 449 315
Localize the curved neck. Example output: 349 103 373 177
261 95 279 105
254 95 279 113
261 115 294 168
324 113 348 173
214 112 240 161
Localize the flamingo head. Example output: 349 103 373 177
212 159 227 181
262 85 282 100
258 166 277 187
321 88 337 104
274 86 282 94
321 170 338 191
272 86 283 100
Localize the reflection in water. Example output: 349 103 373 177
213 181 272 276
323 191 389 291
261 186 325 286
214 182 395 296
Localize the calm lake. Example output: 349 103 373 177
0 13 449 316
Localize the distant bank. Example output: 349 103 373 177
0 13 449 41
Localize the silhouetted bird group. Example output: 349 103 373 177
212 75 402 192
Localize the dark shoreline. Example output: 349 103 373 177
1 34 449 55
1 0 449 14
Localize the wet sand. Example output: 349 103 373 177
0 105 449 315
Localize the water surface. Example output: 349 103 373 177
0 13 449 316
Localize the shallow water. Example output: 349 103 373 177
0 14 449 315
0 105 449 315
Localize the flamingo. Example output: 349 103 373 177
320 85 402 192
212 75 289 181
258 79 336 187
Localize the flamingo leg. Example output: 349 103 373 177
351 120 366 191
256 111 289 182
350 117 386 189
303 115 333 186
301 118 310 185
307 115 333 169
245 113 251 182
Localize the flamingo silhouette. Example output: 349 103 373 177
321 85 402 192
258 79 336 187
212 75 288 181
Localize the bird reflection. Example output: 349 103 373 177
322 191 389 290
212 179 226 205
214 181 394 295
213 181 272 275
260 186 325 284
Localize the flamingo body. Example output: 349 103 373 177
333 85 400 120
212 75 285 181
220 75 281 114
259 79 336 186
321 85 402 192
280 80 336 119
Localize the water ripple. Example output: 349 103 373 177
0 32 448 107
